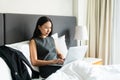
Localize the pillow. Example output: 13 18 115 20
51 33 59 49
6 41 30 62
51 33 58 39
6 41 39 73
6 41 29 50
56 35 68 58
51 33 68 58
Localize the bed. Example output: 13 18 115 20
1 13 120 80
0 13 76 80
45 60 120 80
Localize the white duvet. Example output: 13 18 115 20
46 60 120 80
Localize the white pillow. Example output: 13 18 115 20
6 41 39 75
5 41 30 61
51 33 58 39
52 33 68 58
57 35 68 58
5 41 30 62
6 41 29 50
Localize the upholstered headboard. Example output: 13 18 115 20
0 14 4 46
0 13 76 48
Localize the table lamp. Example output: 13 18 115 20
74 26 88 46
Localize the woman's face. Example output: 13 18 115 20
39 21 52 37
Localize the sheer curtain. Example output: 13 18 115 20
86 0 113 64
111 0 120 64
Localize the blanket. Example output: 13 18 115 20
46 60 120 80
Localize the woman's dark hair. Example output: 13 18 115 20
32 16 53 38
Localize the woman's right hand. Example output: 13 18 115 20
52 59 64 64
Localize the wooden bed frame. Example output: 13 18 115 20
0 13 76 48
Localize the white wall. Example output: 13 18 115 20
73 0 87 26
0 0 73 16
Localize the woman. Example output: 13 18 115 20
29 16 64 78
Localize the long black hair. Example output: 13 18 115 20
32 16 53 38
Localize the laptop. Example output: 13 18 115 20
50 45 88 66
63 45 88 65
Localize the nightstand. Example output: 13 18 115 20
83 58 103 65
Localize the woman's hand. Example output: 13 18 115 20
52 59 64 64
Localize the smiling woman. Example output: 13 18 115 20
29 16 65 78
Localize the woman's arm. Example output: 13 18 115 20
56 49 64 59
55 48 65 64
29 39 61 66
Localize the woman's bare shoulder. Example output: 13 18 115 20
29 39 36 44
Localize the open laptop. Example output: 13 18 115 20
50 45 88 66
63 45 88 65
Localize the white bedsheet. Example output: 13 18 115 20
46 60 120 80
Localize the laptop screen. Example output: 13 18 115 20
63 45 88 65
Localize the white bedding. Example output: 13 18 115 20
1 40 120 80
46 60 120 80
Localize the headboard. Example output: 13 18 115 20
0 14 4 46
0 13 76 48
